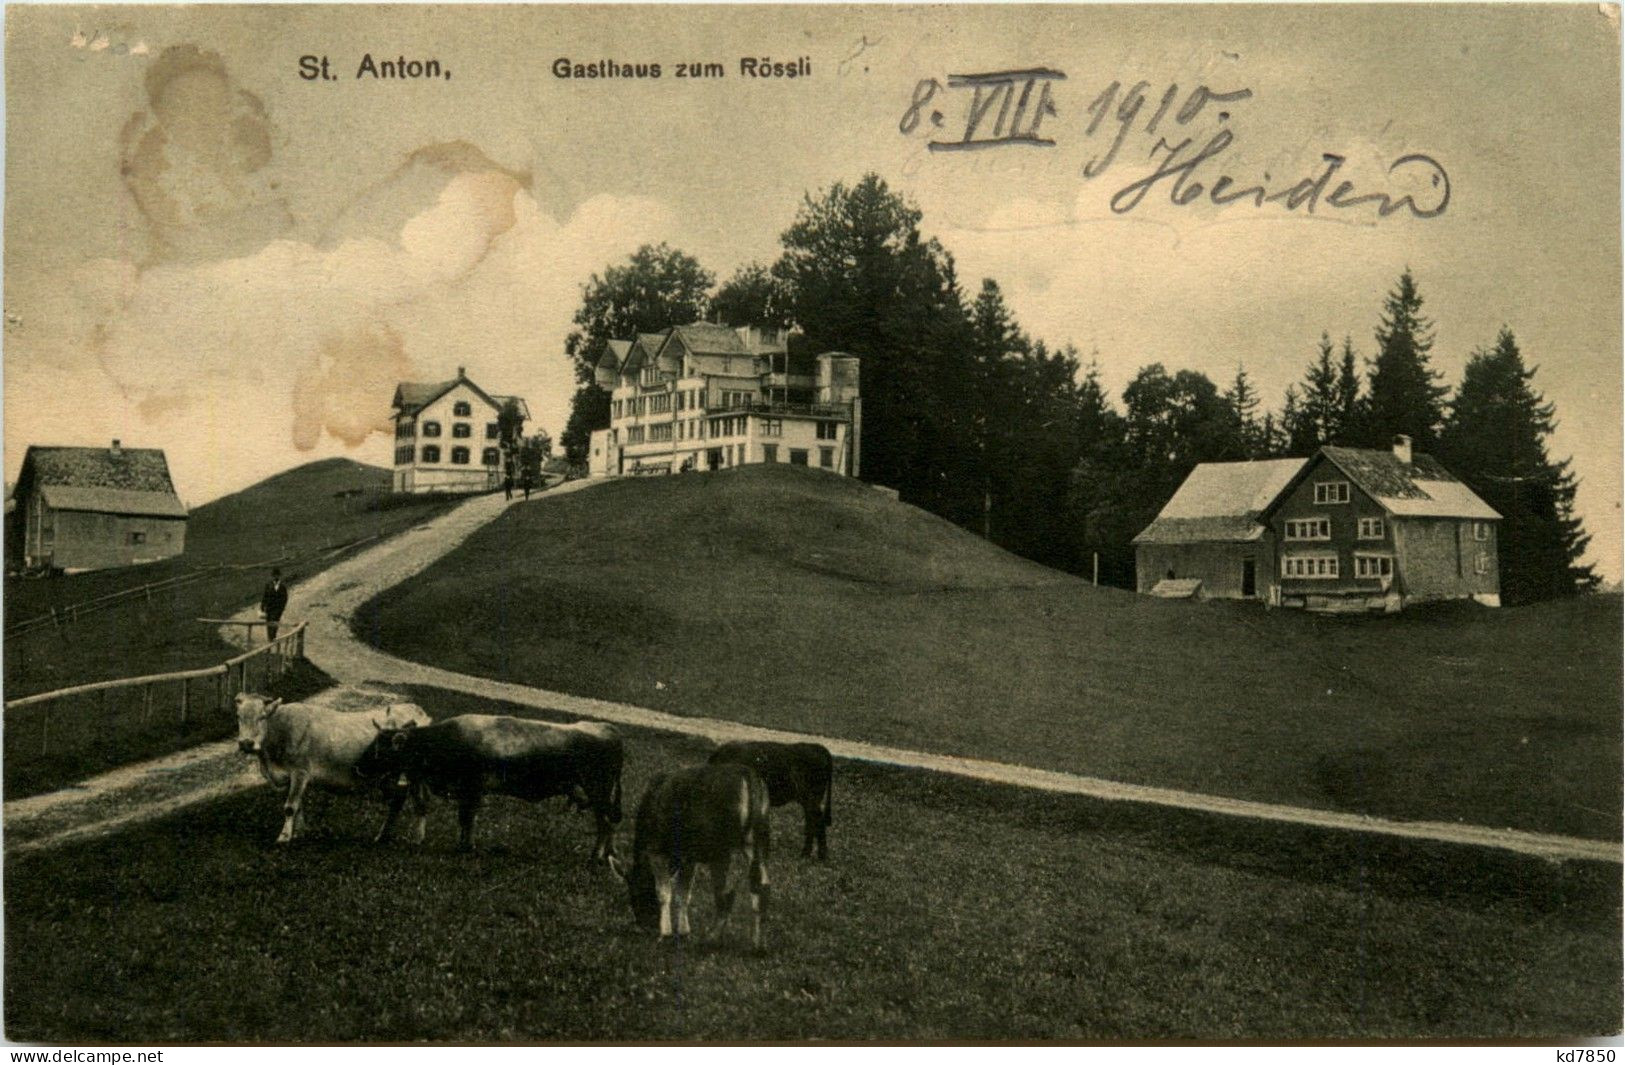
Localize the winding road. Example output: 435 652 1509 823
8 480 1619 864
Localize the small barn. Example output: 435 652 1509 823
10 441 188 573
1132 458 1308 601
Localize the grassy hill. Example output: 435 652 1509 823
3 460 462 795
358 465 1623 841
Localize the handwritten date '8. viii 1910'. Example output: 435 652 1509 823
899 69 1449 220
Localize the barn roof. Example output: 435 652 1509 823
1313 447 1500 520
19 445 186 517
1133 459 1307 544
40 484 187 519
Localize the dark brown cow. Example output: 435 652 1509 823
611 763 771 951
356 714 623 858
708 741 833 859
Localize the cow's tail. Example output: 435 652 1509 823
609 770 624 825
746 769 771 892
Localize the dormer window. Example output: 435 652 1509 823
453 401 472 417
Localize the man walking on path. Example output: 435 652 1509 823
261 567 289 642
503 470 514 500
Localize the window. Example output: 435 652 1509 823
677 422 685 441
676 392 685 412
485 422 499 439
395 446 414 465
819 447 834 468
650 424 673 442
422 421 442 438
789 449 809 466
1282 554 1339 579
761 418 782 437
627 426 645 444
1354 554 1393 579
1473 521 1490 542
762 444 778 463
1284 518 1331 541
451 447 470 465
452 423 472 438
481 448 500 466
1358 517 1384 540
453 401 472 417
128 531 147 545
1314 481 1351 504
650 394 671 414
421 445 441 463
817 421 838 440
1475 551 1491 576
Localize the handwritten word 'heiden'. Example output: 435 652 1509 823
1111 131 1449 219
898 70 1451 221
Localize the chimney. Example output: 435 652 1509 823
110 439 121 456
1392 434 1412 466
457 366 466 379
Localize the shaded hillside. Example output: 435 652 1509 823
358 465 1622 840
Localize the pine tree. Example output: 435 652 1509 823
1440 327 1597 603
1222 364 1263 458
1358 269 1450 450
1335 336 1361 440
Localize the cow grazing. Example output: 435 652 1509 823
611 763 772 951
708 741 833 859
355 714 623 858
233 692 432 845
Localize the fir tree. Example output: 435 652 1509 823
1440 327 1597 602
1358 269 1450 449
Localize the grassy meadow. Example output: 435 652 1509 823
6 687 1618 1042
357 465 1623 840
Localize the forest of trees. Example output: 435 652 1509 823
561 173 1597 605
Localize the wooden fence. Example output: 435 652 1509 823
4 622 308 756
4 529 384 639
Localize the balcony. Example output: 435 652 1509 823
738 398 851 419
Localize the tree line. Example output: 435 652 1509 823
561 173 1595 605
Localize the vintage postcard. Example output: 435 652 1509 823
3 2 1620 1046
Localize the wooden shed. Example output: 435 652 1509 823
10 441 187 573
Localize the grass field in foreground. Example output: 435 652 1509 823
5 687 1617 1042
356 465 1623 840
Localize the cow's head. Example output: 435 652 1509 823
234 693 283 754
609 850 661 931
355 719 417 783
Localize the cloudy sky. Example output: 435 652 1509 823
5 5 1620 578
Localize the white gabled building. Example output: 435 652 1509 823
390 368 529 493
587 323 861 479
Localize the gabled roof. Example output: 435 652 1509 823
1304 446 1500 520
620 332 667 378
392 372 509 417
1134 459 1307 545
19 445 185 517
666 322 749 357
594 339 632 375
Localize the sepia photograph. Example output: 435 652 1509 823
2 2 1620 1044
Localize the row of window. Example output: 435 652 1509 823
397 445 501 466
408 420 498 440
1282 515 1489 542
1281 550 1490 580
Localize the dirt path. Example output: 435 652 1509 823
9 480 1620 865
